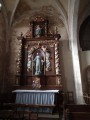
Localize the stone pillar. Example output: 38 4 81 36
68 0 84 104
71 44 84 104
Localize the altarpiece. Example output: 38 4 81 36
16 16 62 90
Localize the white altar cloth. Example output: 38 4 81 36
13 89 59 113
12 89 59 93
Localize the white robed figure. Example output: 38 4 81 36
35 25 41 37
33 53 43 75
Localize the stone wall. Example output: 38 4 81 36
0 13 6 93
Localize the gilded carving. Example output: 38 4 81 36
32 77 41 89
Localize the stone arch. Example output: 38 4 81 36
79 15 90 50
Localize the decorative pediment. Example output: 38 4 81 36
25 16 61 40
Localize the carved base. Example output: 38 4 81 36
32 77 41 89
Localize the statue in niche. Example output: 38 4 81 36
46 51 51 71
33 53 44 75
54 27 61 40
26 24 32 38
42 46 51 71
35 25 42 38
27 54 32 71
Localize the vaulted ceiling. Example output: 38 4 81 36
1 0 90 50
3 0 68 27
1 0 90 28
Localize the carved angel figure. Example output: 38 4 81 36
46 52 51 71
27 54 32 71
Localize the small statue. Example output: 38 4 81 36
26 24 32 38
32 77 41 89
46 52 51 71
35 25 42 38
54 27 61 40
27 54 32 71
33 53 44 75
21 32 23 37
56 76 61 85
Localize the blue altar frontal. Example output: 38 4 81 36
13 90 59 113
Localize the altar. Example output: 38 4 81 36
14 17 63 113
13 90 60 113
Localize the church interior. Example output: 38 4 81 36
0 0 90 120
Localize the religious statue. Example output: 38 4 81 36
35 25 42 37
33 53 44 75
56 76 61 85
27 54 32 71
26 24 32 38
54 27 61 40
32 77 41 89
46 51 51 71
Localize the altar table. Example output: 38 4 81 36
13 90 59 113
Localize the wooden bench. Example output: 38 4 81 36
70 112 90 120
65 104 90 112
0 103 16 120
0 110 14 120
0 93 15 110
64 104 90 120
0 103 32 120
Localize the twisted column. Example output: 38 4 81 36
55 43 60 75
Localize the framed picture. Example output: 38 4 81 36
30 16 48 38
